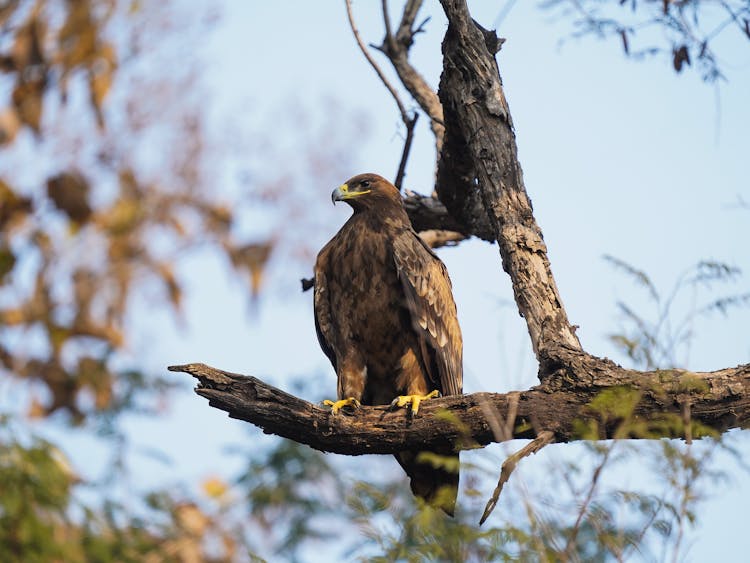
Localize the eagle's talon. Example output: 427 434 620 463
390 390 441 416
323 397 361 415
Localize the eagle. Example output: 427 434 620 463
313 173 463 515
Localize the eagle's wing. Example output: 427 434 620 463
313 248 337 371
393 231 463 396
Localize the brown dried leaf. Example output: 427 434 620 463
27 396 47 419
48 324 71 355
72 269 96 318
12 79 44 132
0 308 25 325
230 241 274 300
0 179 33 229
47 172 93 224
100 198 141 235
0 107 21 144
77 356 113 410
9 11 47 132
175 503 209 537
0 245 16 283
58 1 97 69
88 42 117 128
202 203 233 233
0 1 18 28
11 18 33 70
157 262 182 311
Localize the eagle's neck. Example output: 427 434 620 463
349 202 410 232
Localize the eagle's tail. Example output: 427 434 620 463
395 450 459 516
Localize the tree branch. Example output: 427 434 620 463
378 0 445 153
346 0 421 190
394 111 418 190
168 358 750 455
345 0 409 123
402 190 468 234
480 430 555 525
437 0 582 355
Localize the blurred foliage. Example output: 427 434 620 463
0 415 262 562
0 0 363 421
543 0 750 81
605 256 749 369
0 0 238 422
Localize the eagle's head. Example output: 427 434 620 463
332 173 401 211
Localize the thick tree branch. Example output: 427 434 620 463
169 358 750 455
402 190 469 234
437 0 582 355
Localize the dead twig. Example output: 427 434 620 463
345 0 421 188
479 430 555 525
417 228 467 249
563 444 613 557
344 0 409 124
378 0 445 152
394 111 418 189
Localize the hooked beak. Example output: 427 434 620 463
331 183 349 205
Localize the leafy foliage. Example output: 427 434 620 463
0 1 239 423
605 256 749 369
543 0 750 81
0 415 261 562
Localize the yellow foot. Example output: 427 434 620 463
323 397 361 415
390 390 440 416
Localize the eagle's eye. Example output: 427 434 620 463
360 180 371 189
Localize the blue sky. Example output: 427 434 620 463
27 0 750 560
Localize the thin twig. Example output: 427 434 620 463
394 112 418 189
503 391 520 440
478 392 519 444
563 444 613 557
479 430 554 525
395 0 425 46
345 0 409 123
377 0 444 152
382 0 395 49
478 395 506 443
682 400 693 445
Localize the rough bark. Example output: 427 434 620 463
437 0 581 355
169 359 750 454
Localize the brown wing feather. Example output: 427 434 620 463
393 231 463 396
313 246 337 371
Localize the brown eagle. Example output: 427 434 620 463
313 173 463 515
